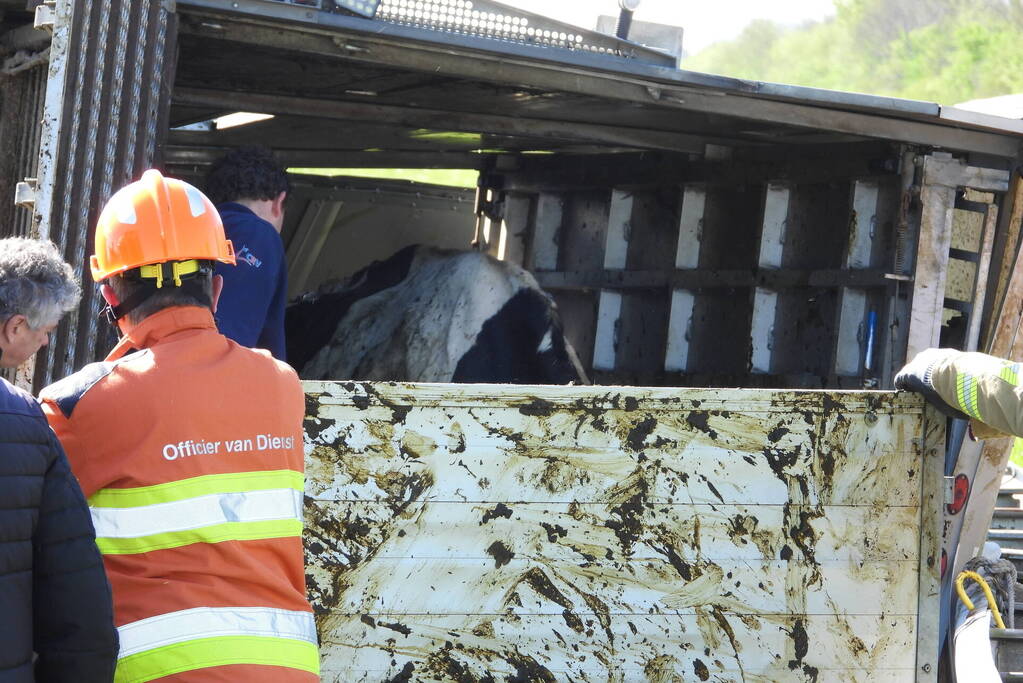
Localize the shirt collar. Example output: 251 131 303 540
106 306 216 361
216 202 256 217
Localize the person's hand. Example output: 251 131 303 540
895 348 971 420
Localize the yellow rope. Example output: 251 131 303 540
956 570 1008 629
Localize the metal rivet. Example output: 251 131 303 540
864 412 878 426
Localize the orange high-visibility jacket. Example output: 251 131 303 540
40 306 318 683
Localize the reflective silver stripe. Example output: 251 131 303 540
91 488 303 539
117 606 317 658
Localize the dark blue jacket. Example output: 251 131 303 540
214 203 288 360
0 377 117 682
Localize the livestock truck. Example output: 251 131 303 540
2 0 1023 679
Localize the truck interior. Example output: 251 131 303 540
155 0 1022 391
1 0 1022 392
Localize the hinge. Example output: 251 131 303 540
33 1 55 34
15 178 37 209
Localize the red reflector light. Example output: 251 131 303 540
947 474 970 515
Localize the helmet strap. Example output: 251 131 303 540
101 260 212 331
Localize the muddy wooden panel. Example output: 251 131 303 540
316 614 918 682
304 383 938 681
305 398 921 507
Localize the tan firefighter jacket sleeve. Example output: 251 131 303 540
929 351 1023 439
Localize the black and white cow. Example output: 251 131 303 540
286 245 588 384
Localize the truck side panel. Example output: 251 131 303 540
303 382 940 681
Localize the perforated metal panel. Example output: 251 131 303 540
261 0 675 65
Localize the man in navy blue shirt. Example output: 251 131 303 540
205 146 290 360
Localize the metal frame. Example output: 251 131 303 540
177 0 1023 157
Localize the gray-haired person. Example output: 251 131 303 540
0 237 118 681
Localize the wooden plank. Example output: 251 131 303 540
834 289 869 376
921 154 1011 194
984 172 1023 350
757 184 790 269
497 193 530 266
834 181 881 377
285 199 343 298
664 289 695 372
847 180 880 269
306 557 920 617
533 268 896 291
916 407 945 683
602 189 631 270
906 180 956 358
665 187 704 373
751 287 778 374
307 502 920 563
751 185 790 375
528 192 562 271
316 614 918 681
591 290 621 371
965 203 998 351
305 395 922 508
596 190 632 374
674 186 706 270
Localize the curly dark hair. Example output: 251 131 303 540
204 146 290 205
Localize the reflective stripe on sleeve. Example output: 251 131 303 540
115 607 319 683
1000 363 1023 387
956 373 982 420
89 471 305 555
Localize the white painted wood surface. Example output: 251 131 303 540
303 383 941 682
674 186 705 270
751 185 790 375
665 187 704 373
603 189 632 270
664 289 695 373
751 287 778 374
592 290 622 371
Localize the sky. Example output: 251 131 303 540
494 0 837 55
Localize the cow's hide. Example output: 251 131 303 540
286 245 588 384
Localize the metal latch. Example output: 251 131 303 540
15 178 37 209
34 2 56 34
944 476 956 507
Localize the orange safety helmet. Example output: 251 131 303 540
91 169 235 283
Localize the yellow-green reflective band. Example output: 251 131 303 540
96 518 302 555
89 470 304 509
1013 438 1023 460
114 636 319 683
1000 363 1023 387
956 373 982 420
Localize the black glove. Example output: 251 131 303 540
895 348 971 420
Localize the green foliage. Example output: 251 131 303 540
683 0 1023 105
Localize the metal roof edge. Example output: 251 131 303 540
939 105 1023 135
177 0 1023 145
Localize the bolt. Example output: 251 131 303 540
864 411 878 426
922 663 932 673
